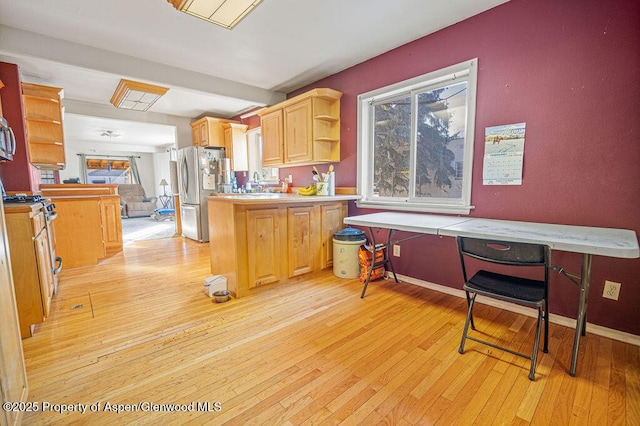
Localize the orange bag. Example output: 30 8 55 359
358 246 386 283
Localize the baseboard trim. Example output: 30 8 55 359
387 273 640 347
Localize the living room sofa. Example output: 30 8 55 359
118 184 157 218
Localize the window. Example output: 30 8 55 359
357 59 478 214
247 127 278 183
85 158 132 184
40 170 56 184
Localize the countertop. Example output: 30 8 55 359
209 193 360 204
3 200 46 214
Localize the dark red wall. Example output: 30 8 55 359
281 0 640 334
0 62 40 193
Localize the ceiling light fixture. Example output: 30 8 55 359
110 79 169 112
167 0 264 29
100 130 120 138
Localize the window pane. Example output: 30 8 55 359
415 81 467 200
372 95 411 197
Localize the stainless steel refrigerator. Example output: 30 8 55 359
177 146 226 242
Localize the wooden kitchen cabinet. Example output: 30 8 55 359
191 119 208 146
287 206 315 277
100 195 123 253
208 196 354 298
5 204 54 338
260 109 284 166
320 203 346 269
223 122 249 171
191 117 226 147
40 184 123 263
191 117 249 170
191 116 237 147
21 83 66 169
0 201 29 425
246 208 282 289
258 88 342 167
284 100 313 164
50 197 105 268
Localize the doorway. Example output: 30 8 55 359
121 216 176 243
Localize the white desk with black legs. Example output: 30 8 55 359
343 212 639 377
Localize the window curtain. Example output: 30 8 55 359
78 153 88 183
128 156 142 185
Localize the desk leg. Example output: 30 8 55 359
570 253 592 377
383 229 398 283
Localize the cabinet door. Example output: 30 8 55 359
320 203 344 269
53 198 106 268
224 127 234 166
287 206 314 277
191 121 206 146
101 197 123 253
192 119 224 147
284 100 313 164
0 204 29 426
6 210 45 337
247 209 281 288
34 229 54 318
261 109 284 166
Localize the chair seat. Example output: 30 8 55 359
465 270 546 306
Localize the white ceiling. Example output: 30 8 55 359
0 0 508 152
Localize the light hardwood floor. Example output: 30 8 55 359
21 237 639 425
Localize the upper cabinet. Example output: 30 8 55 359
223 122 249 171
260 109 284 166
258 88 342 167
191 116 227 147
191 117 248 171
21 83 66 170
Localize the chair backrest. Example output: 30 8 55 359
118 184 146 201
457 236 550 282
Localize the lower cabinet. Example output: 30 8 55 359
100 195 123 253
247 209 282 288
320 203 343 269
5 205 54 338
34 228 54 318
52 198 105 268
209 199 348 298
0 202 29 425
40 186 124 264
287 206 315 277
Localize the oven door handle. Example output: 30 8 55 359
53 256 63 275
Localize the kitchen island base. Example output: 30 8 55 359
208 195 358 298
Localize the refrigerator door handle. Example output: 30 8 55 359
181 155 189 196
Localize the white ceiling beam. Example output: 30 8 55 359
0 25 285 107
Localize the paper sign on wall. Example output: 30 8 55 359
483 122 526 185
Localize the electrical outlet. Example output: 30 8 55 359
603 280 621 300
393 244 401 257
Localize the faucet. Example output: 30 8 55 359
253 171 260 182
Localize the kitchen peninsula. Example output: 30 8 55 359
208 193 359 298
40 184 123 267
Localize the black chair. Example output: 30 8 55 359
457 236 550 381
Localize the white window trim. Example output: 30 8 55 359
356 58 478 215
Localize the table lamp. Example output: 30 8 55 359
159 179 169 196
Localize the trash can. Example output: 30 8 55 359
333 227 366 278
